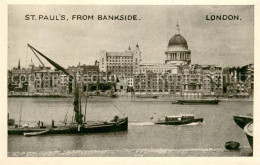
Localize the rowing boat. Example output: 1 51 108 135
23 129 50 136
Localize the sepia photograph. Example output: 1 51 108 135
5 4 255 159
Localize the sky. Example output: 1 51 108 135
8 5 254 69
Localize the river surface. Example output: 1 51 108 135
8 97 253 157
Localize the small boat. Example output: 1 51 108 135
155 114 203 125
8 113 15 126
244 122 253 150
233 114 253 129
174 99 220 105
23 129 50 136
111 93 118 98
225 141 240 150
136 95 158 98
171 100 178 104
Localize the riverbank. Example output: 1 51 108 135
8 147 252 157
8 94 253 102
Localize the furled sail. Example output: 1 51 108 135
74 82 83 124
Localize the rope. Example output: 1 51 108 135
26 45 28 66
109 100 125 116
63 104 71 124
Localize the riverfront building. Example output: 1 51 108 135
134 72 182 94
222 64 254 97
99 44 142 89
99 44 142 76
180 65 223 96
8 59 62 94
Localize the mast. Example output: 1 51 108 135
18 58 21 69
28 44 83 124
84 84 88 123
84 96 87 123
73 78 83 124
19 98 23 127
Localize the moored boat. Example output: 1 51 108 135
174 99 220 105
9 116 128 135
155 114 203 125
24 129 50 136
49 116 128 134
136 95 158 98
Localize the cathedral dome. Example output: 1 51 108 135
165 21 191 65
167 21 189 51
168 34 188 49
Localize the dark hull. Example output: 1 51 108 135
233 115 253 129
244 122 253 150
136 95 158 98
111 94 118 98
9 117 128 135
246 134 253 150
225 141 240 150
155 118 203 125
176 99 220 105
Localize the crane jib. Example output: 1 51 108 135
27 44 70 76
27 44 83 124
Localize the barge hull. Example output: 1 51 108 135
177 100 220 105
8 117 128 135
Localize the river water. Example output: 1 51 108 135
8 97 253 157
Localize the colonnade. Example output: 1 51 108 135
166 52 190 60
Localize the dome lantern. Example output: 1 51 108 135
175 20 180 35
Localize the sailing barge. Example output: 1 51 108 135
9 117 128 135
8 44 128 135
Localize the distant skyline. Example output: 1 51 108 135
8 5 254 69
